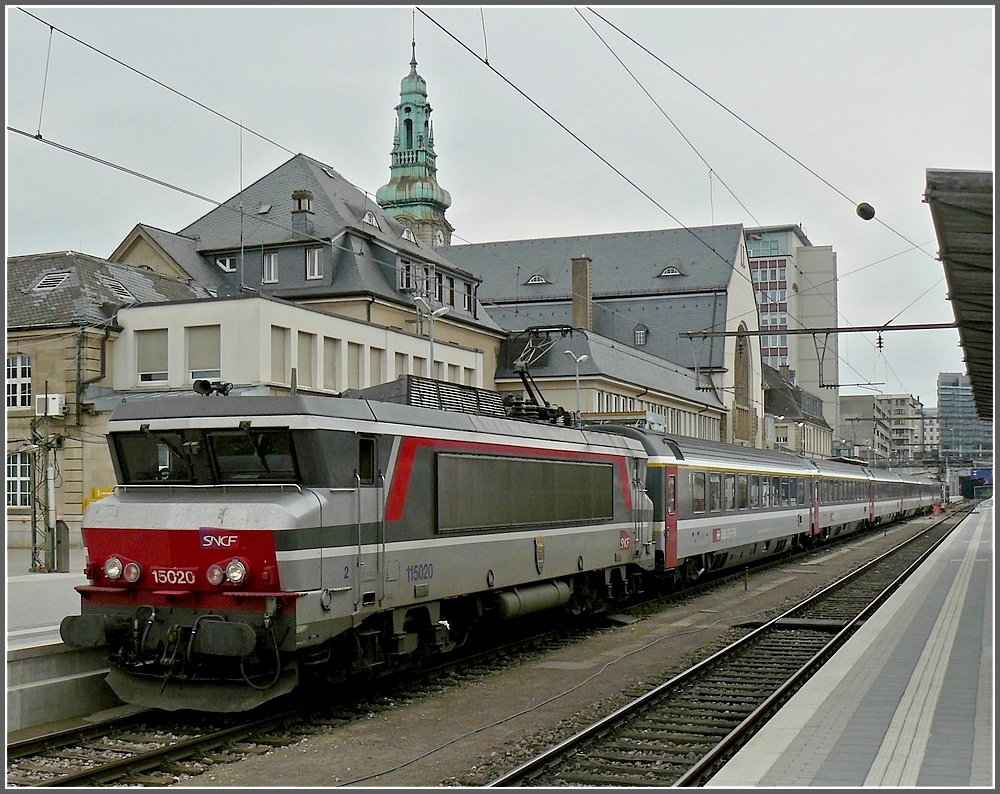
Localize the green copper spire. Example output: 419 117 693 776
376 40 453 247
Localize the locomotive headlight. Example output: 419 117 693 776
206 564 225 586
104 556 124 581
123 562 142 583
225 559 248 585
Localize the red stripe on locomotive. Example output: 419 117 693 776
384 436 634 521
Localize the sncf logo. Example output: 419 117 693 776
201 534 239 549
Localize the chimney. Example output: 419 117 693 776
291 189 314 234
571 256 592 330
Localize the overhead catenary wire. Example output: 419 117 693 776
11 8 945 397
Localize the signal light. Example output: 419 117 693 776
123 562 142 583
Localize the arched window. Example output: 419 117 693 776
526 274 548 285
6 354 31 408
732 325 754 443
402 228 416 243
362 211 381 230
658 266 683 277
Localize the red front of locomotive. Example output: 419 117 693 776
62 514 303 712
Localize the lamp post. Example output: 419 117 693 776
414 295 450 379
564 350 588 426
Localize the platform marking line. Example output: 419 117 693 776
863 510 986 786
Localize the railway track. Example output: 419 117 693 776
5 509 953 787
486 506 971 787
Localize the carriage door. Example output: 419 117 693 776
664 466 679 571
811 476 821 536
868 478 876 524
353 435 380 611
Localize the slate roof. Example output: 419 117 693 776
133 225 226 291
496 328 724 411
7 251 213 329
439 224 745 300
762 363 830 428
440 224 748 371
179 154 461 269
153 153 501 331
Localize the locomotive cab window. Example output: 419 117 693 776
209 428 297 482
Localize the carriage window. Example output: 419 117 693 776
780 477 789 506
797 478 805 505
788 477 797 505
724 474 736 511
750 475 760 508
667 474 676 516
737 474 749 509
692 472 706 513
708 473 722 512
761 476 771 508
773 477 782 507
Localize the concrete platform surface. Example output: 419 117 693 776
707 499 994 788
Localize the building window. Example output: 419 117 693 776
216 256 236 272
263 252 278 283
136 329 168 382
402 228 416 243
634 327 648 346
187 325 221 380
447 276 455 306
6 452 32 507
6 354 32 408
398 259 414 292
306 248 323 280
362 211 381 230
658 266 683 277
463 282 474 312
526 274 548 285
435 272 443 301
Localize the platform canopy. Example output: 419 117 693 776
924 169 993 420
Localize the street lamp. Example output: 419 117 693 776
414 295 450 379
564 350 588 426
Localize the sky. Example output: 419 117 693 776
5 4 995 409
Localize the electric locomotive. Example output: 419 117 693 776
60 381 655 712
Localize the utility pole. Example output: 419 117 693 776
28 415 61 573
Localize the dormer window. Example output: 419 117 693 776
658 266 683 277
526 274 548 285
216 256 236 272
402 228 417 243
32 272 70 291
292 190 313 213
362 211 381 230
633 324 649 346
256 204 272 215
96 274 136 304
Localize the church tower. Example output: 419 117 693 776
376 41 453 248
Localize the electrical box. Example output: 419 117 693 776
35 393 66 417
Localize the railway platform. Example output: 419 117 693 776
6 546 129 736
707 498 994 788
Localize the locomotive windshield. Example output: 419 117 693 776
112 426 298 485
